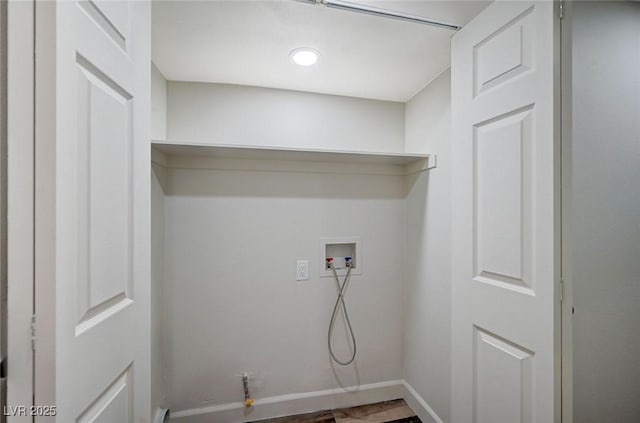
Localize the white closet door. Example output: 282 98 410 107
451 1 560 422
35 1 151 421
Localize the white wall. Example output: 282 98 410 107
162 167 405 413
152 62 167 140
570 2 640 422
167 82 405 152
402 69 452 423
405 69 451 155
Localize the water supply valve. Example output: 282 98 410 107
325 257 334 269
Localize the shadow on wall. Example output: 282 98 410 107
161 167 417 199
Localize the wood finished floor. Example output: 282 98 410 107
251 399 421 423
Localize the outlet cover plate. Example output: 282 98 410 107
296 260 309 281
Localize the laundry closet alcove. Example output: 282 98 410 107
149 2 455 422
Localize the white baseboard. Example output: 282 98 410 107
402 381 444 423
170 380 404 423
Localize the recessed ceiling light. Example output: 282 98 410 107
290 48 320 67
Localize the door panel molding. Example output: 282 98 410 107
34 1 150 421
451 2 562 422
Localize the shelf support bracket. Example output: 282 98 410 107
405 154 437 175
426 154 437 170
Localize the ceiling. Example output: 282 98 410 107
152 0 491 102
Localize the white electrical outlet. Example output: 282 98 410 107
296 260 309 281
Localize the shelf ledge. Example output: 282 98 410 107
151 140 435 176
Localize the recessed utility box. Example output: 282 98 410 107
320 237 362 278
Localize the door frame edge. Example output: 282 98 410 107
6 0 36 417
559 0 574 421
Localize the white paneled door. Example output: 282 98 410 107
34 1 150 421
451 2 560 423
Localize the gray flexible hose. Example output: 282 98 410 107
327 263 357 365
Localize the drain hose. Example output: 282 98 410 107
327 264 357 365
